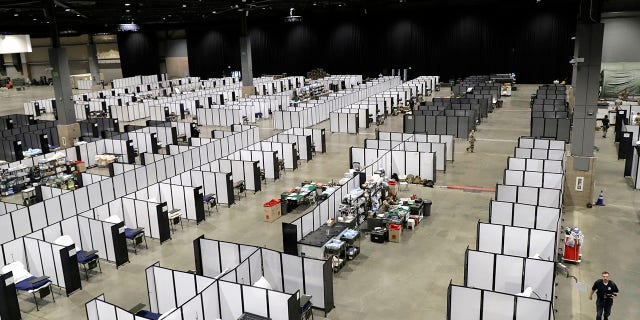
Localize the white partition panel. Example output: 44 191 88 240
483 291 516 320
517 186 538 206
524 259 555 301
450 286 481 320
0 214 14 244
466 250 494 290
505 170 523 186
496 184 517 203
24 237 44 277
478 223 503 254
219 281 243 320
494 255 524 294
513 204 536 228
268 290 291 320
539 188 561 208
536 207 560 231
529 229 556 260
303 258 326 310
201 283 221 319
219 242 240 271
262 249 283 292
503 227 529 257
30 203 47 231
154 267 177 313
243 286 268 318
282 253 303 294
490 201 513 225
44 198 63 225
175 271 197 306
509 157 526 170
12 209 31 238
96 300 117 320
516 297 551 320
181 295 204 320
146 266 159 313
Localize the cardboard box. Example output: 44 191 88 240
388 224 402 243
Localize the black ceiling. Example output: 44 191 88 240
0 0 638 36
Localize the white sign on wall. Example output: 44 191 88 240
575 176 584 192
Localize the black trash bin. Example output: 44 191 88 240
423 199 432 217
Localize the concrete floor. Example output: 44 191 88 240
0 84 638 320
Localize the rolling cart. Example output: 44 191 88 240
563 227 584 263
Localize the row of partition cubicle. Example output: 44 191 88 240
612 101 640 189
330 76 439 134
404 75 501 138
0 114 335 319
448 137 566 320
530 84 570 142
3 73 437 320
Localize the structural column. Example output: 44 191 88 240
43 0 80 147
240 14 254 97
564 22 604 207
87 34 101 86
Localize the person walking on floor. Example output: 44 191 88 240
466 129 476 152
589 271 619 320
601 115 610 138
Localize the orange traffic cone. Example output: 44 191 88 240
595 190 605 206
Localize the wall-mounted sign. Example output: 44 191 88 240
575 176 584 192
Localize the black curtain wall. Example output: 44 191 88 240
117 32 161 78
187 4 577 83
187 26 241 79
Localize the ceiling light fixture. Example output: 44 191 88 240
117 23 140 32
284 8 302 22
125 3 130 6
65 8 70 12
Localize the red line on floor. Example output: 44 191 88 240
446 185 496 192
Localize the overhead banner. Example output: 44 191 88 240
0 35 32 54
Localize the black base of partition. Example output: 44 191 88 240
322 259 335 316
60 245 82 296
0 272 21 320
624 147 635 177
111 222 130 268
250 162 261 193
282 223 298 256
126 140 136 164
614 110 627 143
618 132 633 160
194 187 205 224
304 136 313 161
271 153 280 181
157 202 171 243
287 293 301 320
193 236 204 276
320 129 326 153
224 173 234 207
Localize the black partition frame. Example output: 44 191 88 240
0 272 21 320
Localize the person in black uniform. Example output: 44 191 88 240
589 271 619 320
601 115 610 138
